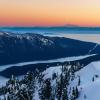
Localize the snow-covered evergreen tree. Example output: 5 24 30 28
0 62 81 100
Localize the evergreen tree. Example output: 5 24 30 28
92 77 94 82
52 73 57 80
72 87 76 99
71 87 79 100
56 73 64 100
62 88 68 100
78 76 81 86
39 79 52 100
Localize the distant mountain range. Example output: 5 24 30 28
0 26 100 34
0 32 100 65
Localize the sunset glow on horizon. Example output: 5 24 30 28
0 0 100 26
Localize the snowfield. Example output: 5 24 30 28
75 61 100 100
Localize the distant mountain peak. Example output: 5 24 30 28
64 24 80 27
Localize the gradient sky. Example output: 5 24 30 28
0 0 100 26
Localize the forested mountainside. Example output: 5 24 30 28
0 60 100 100
0 62 81 100
0 32 100 65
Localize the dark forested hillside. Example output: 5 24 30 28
0 54 100 78
0 32 100 65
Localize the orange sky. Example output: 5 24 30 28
0 0 100 26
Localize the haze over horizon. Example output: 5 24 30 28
0 0 100 27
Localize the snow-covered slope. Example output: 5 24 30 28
33 61 100 100
76 61 100 85
0 59 100 100
75 61 100 100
